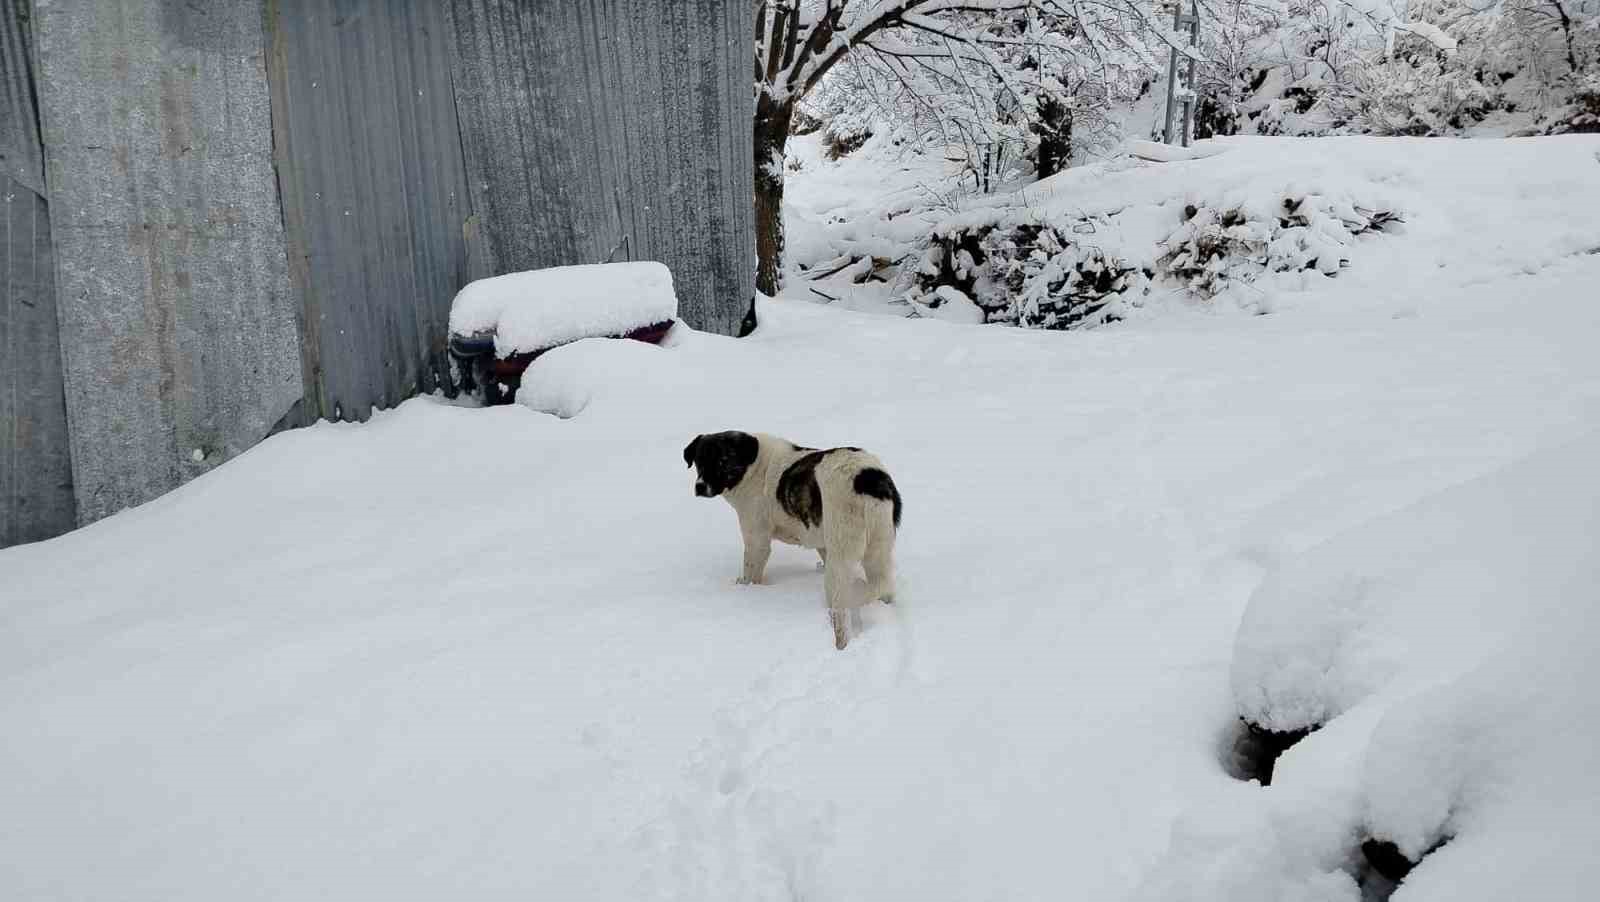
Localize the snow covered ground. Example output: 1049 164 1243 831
4 136 1600 901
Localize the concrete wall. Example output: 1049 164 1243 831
450 0 755 336
32 0 303 523
1 0 75 546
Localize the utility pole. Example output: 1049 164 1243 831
1161 0 1201 146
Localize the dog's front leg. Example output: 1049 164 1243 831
737 522 772 585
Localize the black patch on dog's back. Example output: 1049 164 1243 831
777 451 828 527
777 447 870 528
854 468 902 528
686 431 760 495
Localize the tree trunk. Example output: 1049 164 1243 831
1550 0 1579 74
1034 93 1072 180
754 98 793 297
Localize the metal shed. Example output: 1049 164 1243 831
0 0 755 548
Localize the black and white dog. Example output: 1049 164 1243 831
684 431 902 649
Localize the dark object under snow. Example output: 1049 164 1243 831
450 319 675 406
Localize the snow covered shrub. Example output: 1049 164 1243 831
790 103 825 137
1544 71 1600 132
1159 196 1399 300
1335 58 1498 134
823 120 873 160
1185 0 1600 138
914 221 1149 330
991 225 1149 329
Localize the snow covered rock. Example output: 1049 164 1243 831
448 261 678 357
909 285 986 324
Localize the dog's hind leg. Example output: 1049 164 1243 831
864 537 895 604
823 524 868 650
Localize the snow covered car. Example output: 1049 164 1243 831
447 261 679 405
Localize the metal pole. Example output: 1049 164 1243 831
1161 2 1181 144
1181 0 1199 146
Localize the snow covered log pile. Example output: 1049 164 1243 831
447 262 678 404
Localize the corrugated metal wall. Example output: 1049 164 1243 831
266 0 483 425
4 0 755 546
32 0 303 524
449 0 754 336
1 0 75 546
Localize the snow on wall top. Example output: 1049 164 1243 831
448 261 678 357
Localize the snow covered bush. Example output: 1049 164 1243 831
1159 196 1400 300
904 185 1400 330
913 220 1149 330
1333 58 1498 135
1543 70 1600 132
989 225 1149 329
1187 0 1600 138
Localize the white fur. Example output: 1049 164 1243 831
716 434 898 650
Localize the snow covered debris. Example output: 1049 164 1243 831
1147 432 1600 902
4 135 1600 902
448 261 678 357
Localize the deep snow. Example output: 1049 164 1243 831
4 136 1600 901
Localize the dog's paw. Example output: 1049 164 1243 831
734 576 765 586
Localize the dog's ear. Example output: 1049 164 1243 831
683 435 701 469
732 431 759 467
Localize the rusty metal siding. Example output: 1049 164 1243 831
266 0 478 423
1 0 74 548
448 0 754 336
32 0 303 524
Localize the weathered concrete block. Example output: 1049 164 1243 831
33 0 302 523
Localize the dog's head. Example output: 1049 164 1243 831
683 431 759 498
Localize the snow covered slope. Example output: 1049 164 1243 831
3 137 1599 901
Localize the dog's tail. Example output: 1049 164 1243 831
853 468 902 530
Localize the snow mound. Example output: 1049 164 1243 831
516 337 688 420
1140 432 1600 902
448 261 677 357
908 285 986 324
1231 433 1600 735
1126 139 1233 162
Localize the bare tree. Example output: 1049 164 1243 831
756 1 1089 295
